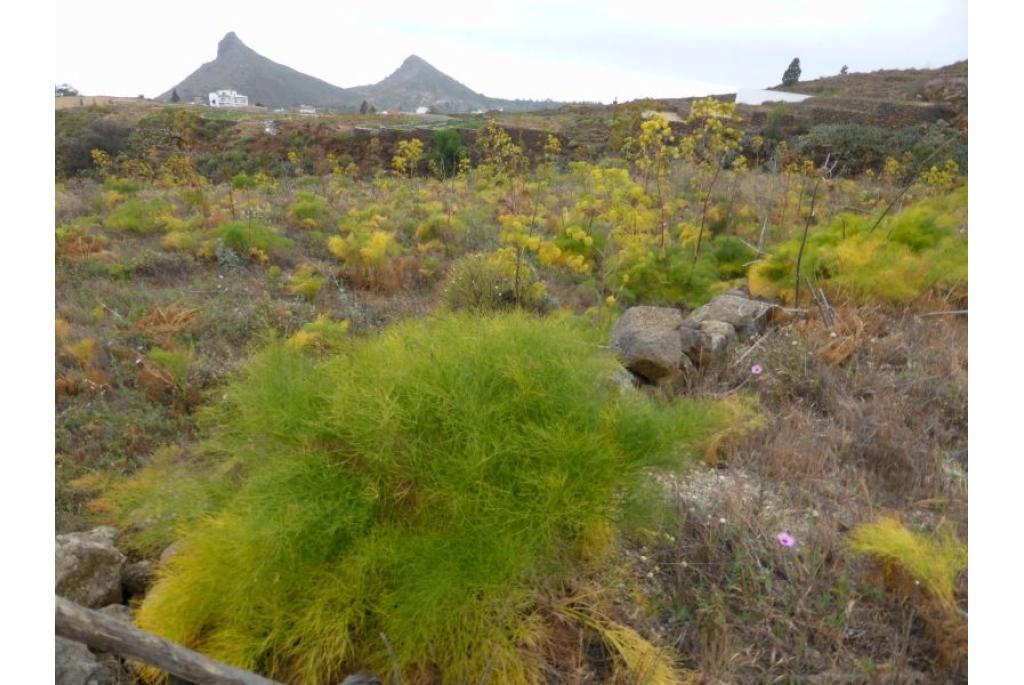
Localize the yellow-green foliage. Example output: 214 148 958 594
64 338 97 367
556 603 694 685
848 517 966 609
286 264 326 300
148 347 193 388
116 314 730 684
285 316 349 352
749 188 967 304
214 221 294 256
105 198 173 234
286 192 330 230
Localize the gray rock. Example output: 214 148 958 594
56 527 125 608
678 324 711 364
697 320 738 360
610 306 686 382
159 541 182 567
608 365 640 392
98 603 133 624
56 637 113 685
687 294 777 339
122 560 154 598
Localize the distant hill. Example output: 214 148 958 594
772 61 967 106
160 33 562 113
159 33 355 109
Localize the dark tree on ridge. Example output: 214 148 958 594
782 58 802 86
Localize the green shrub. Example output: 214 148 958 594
286 192 330 230
611 234 754 308
105 198 172 233
103 178 141 194
214 221 294 256
748 188 967 304
111 314 730 684
441 253 547 313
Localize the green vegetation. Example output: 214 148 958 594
56 92 969 683
214 220 294 256
105 198 173 234
848 517 966 609
109 314 728 683
749 188 967 305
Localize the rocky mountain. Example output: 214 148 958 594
160 33 561 113
159 33 355 109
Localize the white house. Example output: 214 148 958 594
208 89 249 107
734 89 810 106
415 106 430 115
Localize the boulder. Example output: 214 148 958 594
696 320 738 360
98 603 134 624
677 324 711 364
56 527 125 608
55 637 113 685
122 560 154 598
687 294 776 339
610 306 686 382
608 365 640 393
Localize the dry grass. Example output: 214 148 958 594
644 303 967 682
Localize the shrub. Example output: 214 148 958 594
286 263 326 300
105 198 173 234
847 517 966 609
108 314 730 684
441 252 547 313
214 221 294 256
285 316 350 352
611 234 754 309
286 192 330 230
748 188 967 305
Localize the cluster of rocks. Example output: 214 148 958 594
56 527 155 685
610 292 779 387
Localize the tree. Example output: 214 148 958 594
359 100 368 114
840 65 849 76
782 58 802 86
55 83 78 97
170 89 181 103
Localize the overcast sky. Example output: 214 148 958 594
55 0 966 103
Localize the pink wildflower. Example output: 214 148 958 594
776 532 795 548
751 364 764 376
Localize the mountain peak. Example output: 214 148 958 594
217 32 246 57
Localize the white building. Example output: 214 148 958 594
298 105 317 115
208 89 249 107
415 106 430 115
734 89 810 106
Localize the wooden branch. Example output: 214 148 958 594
55 596 283 685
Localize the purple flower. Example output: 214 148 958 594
776 532 795 548
751 364 764 376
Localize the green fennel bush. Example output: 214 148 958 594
749 188 967 304
214 220 294 256
105 198 172 234
112 313 729 684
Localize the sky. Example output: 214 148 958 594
55 0 966 104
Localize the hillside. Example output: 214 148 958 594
158 32 356 109
773 61 968 107
160 33 563 113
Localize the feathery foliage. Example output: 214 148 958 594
748 188 967 304
847 517 966 609
110 313 730 684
